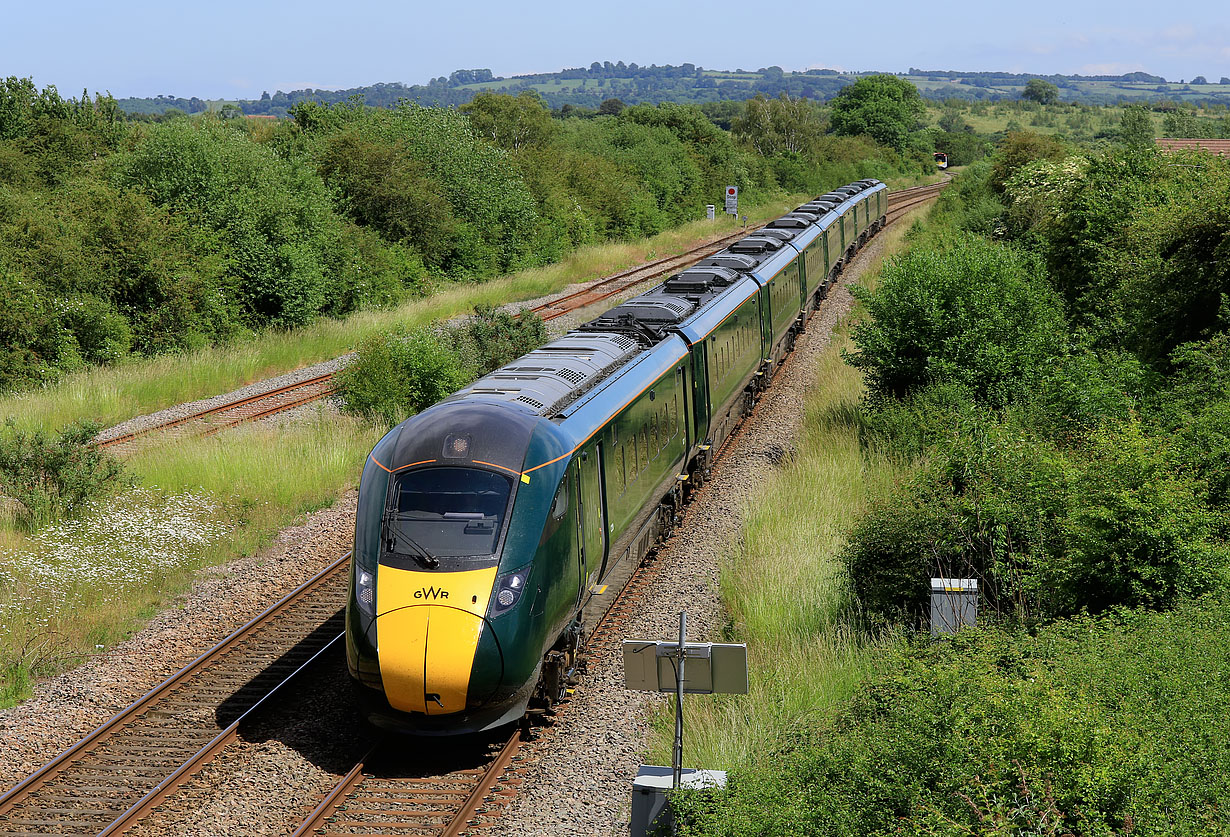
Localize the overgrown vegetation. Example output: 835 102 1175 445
1 77 932 394
679 598 1230 836
671 131 1230 834
0 420 128 531
335 305 547 426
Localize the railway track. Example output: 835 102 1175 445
294 529 676 837
97 180 943 455
884 180 946 224
0 557 351 837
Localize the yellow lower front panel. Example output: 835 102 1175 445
375 565 497 715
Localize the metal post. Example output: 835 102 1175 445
672 611 686 790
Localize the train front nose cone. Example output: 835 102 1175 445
374 565 500 716
378 605 488 715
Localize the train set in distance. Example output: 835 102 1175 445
345 179 889 735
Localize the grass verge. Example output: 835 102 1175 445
0 413 382 706
645 214 921 769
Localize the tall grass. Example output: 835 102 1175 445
0 200 805 435
646 217 921 769
0 414 382 706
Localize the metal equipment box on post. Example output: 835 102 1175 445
631 766 727 837
930 577 978 637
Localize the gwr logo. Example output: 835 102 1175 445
414 586 449 600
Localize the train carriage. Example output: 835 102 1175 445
347 179 889 735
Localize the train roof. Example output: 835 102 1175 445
785 221 824 250
556 335 690 431
768 213 818 229
448 331 642 418
697 251 760 271
747 239 805 281
727 235 788 257
674 276 762 346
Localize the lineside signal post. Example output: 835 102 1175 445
624 612 746 836
724 185 738 216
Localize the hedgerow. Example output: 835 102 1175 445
677 598 1230 837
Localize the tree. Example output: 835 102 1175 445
733 94 824 156
1022 79 1060 105
847 236 1066 406
828 74 925 151
1162 110 1204 138
1192 76 1208 85
461 91 556 150
597 98 625 116
1120 105 1154 149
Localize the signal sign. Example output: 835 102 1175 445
724 185 738 215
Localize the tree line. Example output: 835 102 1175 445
0 75 937 394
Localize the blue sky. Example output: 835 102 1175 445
7 0 1230 99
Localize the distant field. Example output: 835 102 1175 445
903 74 1230 105
121 64 1230 116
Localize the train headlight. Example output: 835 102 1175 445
492 570 527 614
356 568 376 617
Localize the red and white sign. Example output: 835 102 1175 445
724 185 738 215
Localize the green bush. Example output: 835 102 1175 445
450 305 547 375
679 599 1230 836
928 162 1005 237
0 419 128 530
335 306 547 427
1155 335 1230 508
0 270 82 388
847 236 1067 407
847 410 1229 623
335 326 471 427
114 118 353 328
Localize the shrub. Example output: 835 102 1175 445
450 305 546 375
335 306 547 427
1156 334 1230 507
0 271 82 389
846 412 1070 624
335 327 470 426
847 411 1229 624
847 236 1067 407
0 419 128 530
679 599 1230 837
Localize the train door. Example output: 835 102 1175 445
691 345 709 443
578 443 608 585
796 249 808 309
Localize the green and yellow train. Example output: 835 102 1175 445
346 180 889 734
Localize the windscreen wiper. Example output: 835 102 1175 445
383 511 440 569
